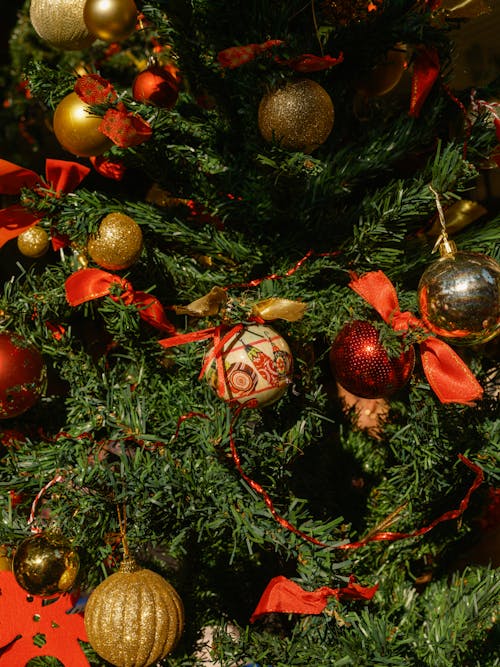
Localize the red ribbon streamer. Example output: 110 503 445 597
65 268 176 335
274 52 344 73
0 158 89 248
409 46 440 117
250 575 379 622
349 270 482 404
217 40 284 68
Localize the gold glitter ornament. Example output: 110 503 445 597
87 212 143 270
30 0 96 50
12 532 80 596
418 241 500 346
17 226 50 258
258 79 334 152
53 92 113 157
84 0 138 43
84 557 184 667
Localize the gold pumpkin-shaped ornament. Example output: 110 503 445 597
84 557 184 667
30 0 96 50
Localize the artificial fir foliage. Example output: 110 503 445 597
0 0 499 666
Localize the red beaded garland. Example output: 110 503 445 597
329 320 415 399
0 332 46 419
132 65 180 108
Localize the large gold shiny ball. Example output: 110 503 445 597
17 226 50 258
12 532 80 597
84 558 184 667
84 0 138 42
258 79 334 152
53 92 113 157
418 250 500 346
87 212 143 270
30 0 96 50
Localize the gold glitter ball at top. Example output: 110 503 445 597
12 532 80 597
418 249 500 346
17 226 50 258
258 79 334 152
30 0 96 50
87 212 143 271
84 558 184 667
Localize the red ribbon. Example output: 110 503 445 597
275 52 344 73
250 575 378 622
90 155 127 181
0 159 89 248
409 46 440 117
349 271 482 404
65 268 176 335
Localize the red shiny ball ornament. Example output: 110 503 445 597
0 332 46 419
329 320 415 399
132 66 180 108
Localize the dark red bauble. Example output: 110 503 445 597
329 320 415 399
0 332 46 419
132 66 180 108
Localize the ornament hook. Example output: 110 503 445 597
428 185 457 257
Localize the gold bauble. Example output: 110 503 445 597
84 558 184 667
0 546 11 572
84 0 138 43
30 0 96 50
87 212 143 270
12 532 80 597
258 79 334 152
355 43 408 97
53 92 113 157
17 226 50 258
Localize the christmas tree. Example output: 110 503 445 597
0 0 499 665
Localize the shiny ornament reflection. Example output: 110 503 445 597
84 0 138 42
53 92 113 157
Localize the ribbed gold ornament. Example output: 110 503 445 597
87 212 143 270
84 0 138 43
53 92 113 157
30 0 96 50
84 557 184 667
258 79 334 152
17 226 50 258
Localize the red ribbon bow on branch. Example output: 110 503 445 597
0 158 89 249
65 268 176 335
349 270 483 404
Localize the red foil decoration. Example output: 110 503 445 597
217 39 284 68
99 103 153 148
409 46 440 117
74 74 117 105
0 332 46 419
329 320 415 399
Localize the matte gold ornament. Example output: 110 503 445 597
84 557 184 667
12 532 80 596
17 226 50 258
258 79 334 152
84 0 138 43
87 212 143 270
418 241 500 345
30 0 96 50
53 92 113 157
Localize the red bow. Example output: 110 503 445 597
409 46 440 117
349 271 482 404
250 575 378 622
0 158 89 249
65 268 176 335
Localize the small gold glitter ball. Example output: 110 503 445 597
12 532 80 597
258 79 334 152
17 226 50 258
30 0 96 50
84 0 138 42
87 212 143 270
53 92 113 157
84 557 184 667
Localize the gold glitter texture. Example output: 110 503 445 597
30 0 96 50
258 79 334 152
87 212 143 271
17 226 50 258
84 558 184 667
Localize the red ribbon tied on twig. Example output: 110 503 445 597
0 158 89 249
250 575 378 622
349 271 483 404
65 268 176 335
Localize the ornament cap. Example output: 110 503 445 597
119 556 141 574
438 237 457 257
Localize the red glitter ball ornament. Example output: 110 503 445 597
329 320 415 399
132 65 180 108
0 332 46 419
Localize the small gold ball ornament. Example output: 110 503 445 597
84 0 138 43
17 226 50 258
12 532 80 597
53 92 113 157
87 212 143 270
30 0 96 50
84 557 184 667
258 79 334 152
